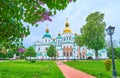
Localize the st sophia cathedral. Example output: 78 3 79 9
34 19 108 60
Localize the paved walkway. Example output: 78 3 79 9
56 61 96 78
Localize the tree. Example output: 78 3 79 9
0 47 7 58
75 35 84 47
24 46 36 60
0 0 76 48
115 47 120 59
76 12 106 59
6 49 15 58
107 47 120 59
47 45 57 59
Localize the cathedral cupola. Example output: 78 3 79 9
42 25 51 38
56 33 62 39
63 18 72 33
46 25 49 33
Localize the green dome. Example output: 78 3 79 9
43 33 51 38
56 36 62 39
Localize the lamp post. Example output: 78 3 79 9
74 51 75 61
106 25 117 78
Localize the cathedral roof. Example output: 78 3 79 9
63 18 72 33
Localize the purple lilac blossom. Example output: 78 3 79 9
18 48 25 52
69 0 72 2
38 1 44 6
35 11 52 23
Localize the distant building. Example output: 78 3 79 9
34 19 108 59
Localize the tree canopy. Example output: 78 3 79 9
24 46 36 58
74 35 84 47
107 47 120 59
47 45 57 58
75 11 106 59
0 0 76 48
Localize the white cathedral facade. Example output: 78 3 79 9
34 20 108 60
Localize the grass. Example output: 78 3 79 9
0 60 65 78
64 59 120 78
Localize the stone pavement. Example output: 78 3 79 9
56 61 96 78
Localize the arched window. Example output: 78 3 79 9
49 40 50 43
64 52 65 56
70 52 72 56
58 40 59 45
46 47 48 50
83 55 84 59
67 52 69 57
45 39 47 43
69 36 71 40
83 48 84 50
67 36 68 40
38 47 40 51
64 37 65 41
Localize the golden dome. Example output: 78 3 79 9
63 27 72 33
63 18 72 33
46 25 49 33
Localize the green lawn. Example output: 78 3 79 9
64 59 120 78
0 60 65 78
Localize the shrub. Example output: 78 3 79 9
31 60 36 63
104 59 112 71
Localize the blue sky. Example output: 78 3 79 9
23 0 120 47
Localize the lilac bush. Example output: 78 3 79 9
18 48 25 53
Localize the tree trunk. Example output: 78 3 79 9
95 49 98 60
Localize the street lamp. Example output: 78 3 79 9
106 25 117 78
74 51 75 61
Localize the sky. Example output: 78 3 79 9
23 0 120 48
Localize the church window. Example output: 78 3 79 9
38 47 40 51
58 41 59 45
64 52 65 56
67 52 69 57
45 39 47 43
64 37 65 41
83 55 84 59
70 52 72 56
83 48 84 50
69 36 71 40
67 36 68 40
